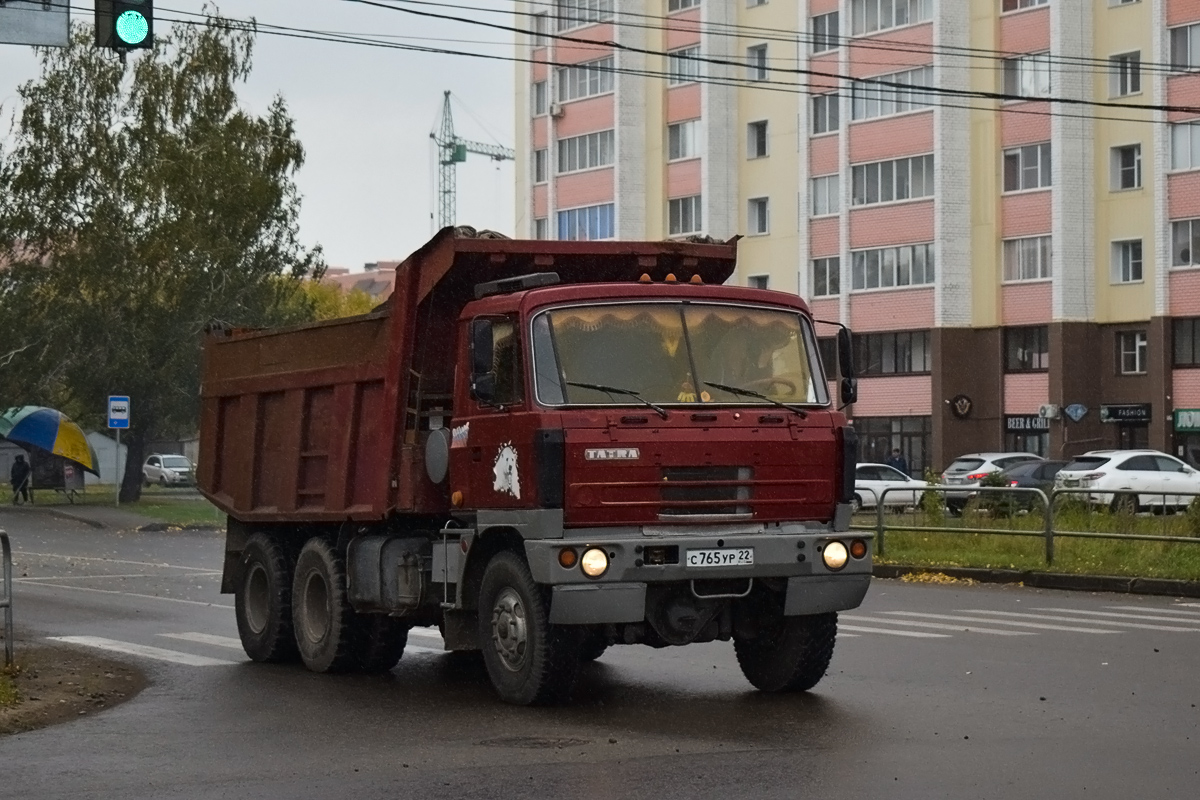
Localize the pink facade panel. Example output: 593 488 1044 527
1167 0 1200 27
810 134 839 175
532 120 548 149
665 9 701 50
532 61 548 82
555 168 614 209
555 25 614 65
1001 282 1052 326
1000 102 1051 147
1168 171 1200 221
666 159 701 198
1003 373 1049 415
810 299 840 322
533 184 548 219
998 7 1050 53
809 53 840 93
1172 370 1200 407
810 0 839 13
850 376 932 417
847 26 933 78
1169 270 1200 316
848 113 934 163
809 217 840 258
556 96 615 138
1001 191 1052 237
666 84 701 123
1167 75 1200 122
849 201 934 249
849 288 934 332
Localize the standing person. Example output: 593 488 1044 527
886 447 909 476
10 454 31 504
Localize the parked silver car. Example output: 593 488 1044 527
940 452 1045 515
143 454 194 486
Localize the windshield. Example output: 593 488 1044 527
531 302 827 407
162 456 191 468
945 459 985 472
1063 456 1111 471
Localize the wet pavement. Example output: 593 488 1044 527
1 508 1198 799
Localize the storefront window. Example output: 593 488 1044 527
854 416 931 477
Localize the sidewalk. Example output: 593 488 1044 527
2 502 163 531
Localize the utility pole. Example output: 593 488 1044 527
430 91 515 230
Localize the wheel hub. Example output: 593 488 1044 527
244 564 270 635
490 587 528 672
301 570 331 645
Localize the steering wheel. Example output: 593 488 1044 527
744 376 799 396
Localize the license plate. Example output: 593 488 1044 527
686 548 754 568
947 477 964 485
1064 479 1079 487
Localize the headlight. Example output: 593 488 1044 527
580 548 609 578
822 540 849 571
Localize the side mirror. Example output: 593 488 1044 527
840 377 857 406
469 318 496 404
837 327 855 379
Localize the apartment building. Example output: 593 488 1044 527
514 0 1200 475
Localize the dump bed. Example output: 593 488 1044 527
197 228 739 523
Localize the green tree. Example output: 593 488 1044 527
283 279 378 321
0 17 323 501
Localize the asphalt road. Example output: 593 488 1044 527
1 508 1198 800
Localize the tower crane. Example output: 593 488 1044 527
430 90 515 230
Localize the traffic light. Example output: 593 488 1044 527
95 1 154 50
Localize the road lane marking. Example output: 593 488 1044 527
14 551 216 572
15 572 220 582
884 611 1121 634
838 624 949 638
1105 605 1200 619
961 609 1200 633
841 615 1035 636
16 580 233 609
160 632 244 650
1035 607 1200 626
48 636 237 667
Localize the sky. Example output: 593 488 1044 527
0 0 519 271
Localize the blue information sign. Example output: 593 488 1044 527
108 396 130 429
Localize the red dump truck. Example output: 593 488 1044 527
198 228 869 705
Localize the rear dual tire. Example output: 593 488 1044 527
235 534 300 663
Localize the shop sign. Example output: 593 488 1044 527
1099 404 1151 424
1174 409 1200 432
1006 415 1050 432
1064 403 1088 422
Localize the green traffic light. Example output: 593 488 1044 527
115 10 150 46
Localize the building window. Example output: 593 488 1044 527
532 81 547 115
1001 53 1051 98
856 416 932 478
556 57 615 102
531 13 550 48
1171 23 1200 71
668 0 701 10
1109 52 1142 97
668 195 703 235
1003 142 1051 191
1005 326 1049 372
812 11 839 53
746 44 769 81
850 0 932 36
812 93 840 134
850 65 933 121
1111 144 1142 190
747 120 769 158
1172 219 1200 267
668 45 702 85
850 243 935 290
556 130 614 173
1170 122 1200 171
811 174 840 216
557 203 615 241
748 275 769 289
1002 0 1048 10
748 0 768 6
850 154 934 206
748 197 770 234
853 330 932 375
556 0 613 31
813 257 840 297
668 119 702 160
1112 240 1144 284
533 149 548 183
1116 330 1148 375
533 217 549 240
1002 236 1052 281
1174 318 1200 367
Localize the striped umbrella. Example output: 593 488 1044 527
0 406 101 475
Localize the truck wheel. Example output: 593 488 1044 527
234 533 299 663
477 551 581 705
292 537 361 674
734 610 837 693
355 615 409 673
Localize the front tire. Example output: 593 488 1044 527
578 630 609 662
734 604 837 693
355 615 409 673
478 551 581 705
235 533 299 663
292 537 361 673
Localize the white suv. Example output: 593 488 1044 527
941 452 1045 514
143 454 194 487
1054 450 1200 512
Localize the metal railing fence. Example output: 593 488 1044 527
1 530 12 667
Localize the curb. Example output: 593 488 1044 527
17 506 107 529
874 564 1200 598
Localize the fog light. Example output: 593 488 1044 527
558 548 578 568
823 540 848 571
849 539 868 559
580 548 609 578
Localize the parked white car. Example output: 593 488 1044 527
853 463 928 510
1054 450 1200 511
941 452 1045 514
143 454 194 487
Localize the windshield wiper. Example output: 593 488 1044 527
564 381 669 420
703 381 808 419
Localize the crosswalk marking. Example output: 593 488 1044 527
1035 607 1200 626
961 609 1200 633
838 624 949 638
160 632 244 650
883 611 1121 634
841 614 1035 636
48 636 236 667
1105 605 1200 619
